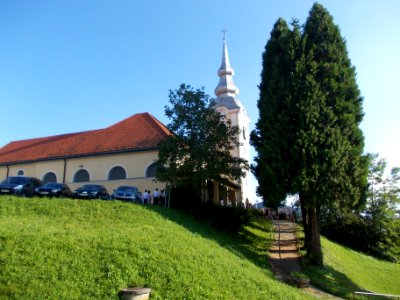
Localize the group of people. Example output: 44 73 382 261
138 188 166 206
220 198 250 209
219 198 233 207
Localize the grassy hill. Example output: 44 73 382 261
2 196 399 299
304 236 400 299
0 196 311 299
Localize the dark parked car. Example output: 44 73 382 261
35 182 73 198
111 186 139 202
73 184 110 199
0 176 42 197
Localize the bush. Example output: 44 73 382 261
321 211 400 263
203 204 251 232
168 186 252 232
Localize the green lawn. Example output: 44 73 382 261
302 235 400 299
0 196 312 299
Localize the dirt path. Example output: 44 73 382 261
269 220 343 299
269 220 302 275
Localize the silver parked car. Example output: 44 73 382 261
111 186 139 202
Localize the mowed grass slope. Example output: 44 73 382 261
303 236 400 299
0 197 311 299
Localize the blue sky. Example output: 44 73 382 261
1 1 399 190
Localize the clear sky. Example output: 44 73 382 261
1 1 399 195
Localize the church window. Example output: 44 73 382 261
108 166 127 180
145 163 157 177
17 170 24 176
73 169 90 183
243 127 246 140
43 172 57 183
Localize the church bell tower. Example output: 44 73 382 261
213 33 251 204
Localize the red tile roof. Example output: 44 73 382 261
0 113 172 165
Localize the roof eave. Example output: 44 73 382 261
0 146 160 167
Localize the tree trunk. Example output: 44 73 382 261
299 193 311 254
201 180 208 203
309 206 323 265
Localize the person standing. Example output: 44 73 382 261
143 190 149 205
153 188 159 205
160 189 166 206
138 192 143 204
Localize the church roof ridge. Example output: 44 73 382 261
0 112 171 165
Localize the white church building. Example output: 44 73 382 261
0 35 252 205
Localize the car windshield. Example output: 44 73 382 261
43 183 61 189
81 185 101 190
2 176 29 185
117 186 137 192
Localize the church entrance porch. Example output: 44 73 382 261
209 180 241 207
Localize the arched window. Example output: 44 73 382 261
145 163 157 177
17 170 24 176
217 107 227 116
43 172 57 183
108 166 127 180
73 169 90 183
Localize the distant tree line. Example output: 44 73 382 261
320 154 400 263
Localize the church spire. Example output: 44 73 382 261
212 31 251 206
214 32 240 98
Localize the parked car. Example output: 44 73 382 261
35 182 73 198
73 184 110 199
111 186 139 202
0 176 42 197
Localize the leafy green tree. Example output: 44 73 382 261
364 155 400 262
251 3 368 265
156 84 248 203
321 154 400 262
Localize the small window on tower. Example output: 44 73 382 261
243 127 246 140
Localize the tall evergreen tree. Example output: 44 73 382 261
295 3 368 264
250 18 301 209
251 3 368 265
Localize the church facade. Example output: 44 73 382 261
0 113 171 193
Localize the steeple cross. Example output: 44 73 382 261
221 28 228 40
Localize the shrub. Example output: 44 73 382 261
168 186 252 232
